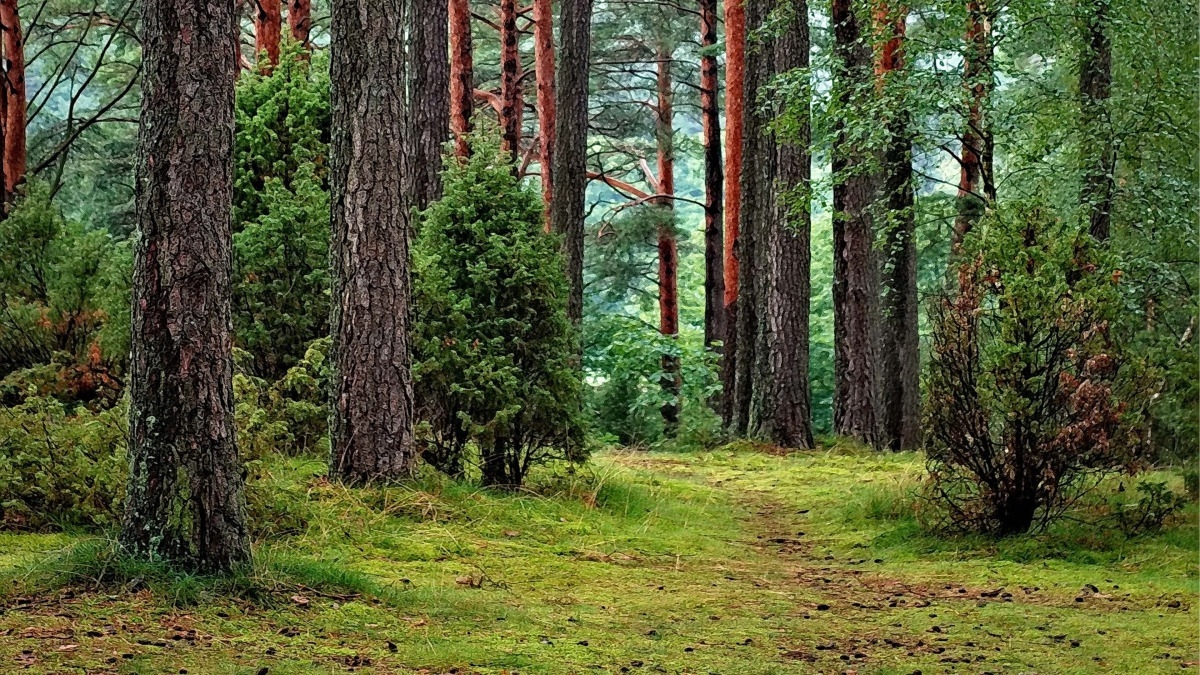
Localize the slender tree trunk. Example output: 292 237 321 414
1 0 26 194
287 0 312 48
875 1 920 451
720 0 745 427
831 0 881 447
499 0 522 163
734 0 775 436
407 0 451 211
952 0 993 249
655 46 680 433
329 0 417 484
550 0 592 325
254 0 282 69
448 0 474 158
1079 0 1114 241
767 0 813 449
120 0 250 573
0 37 7 209
700 0 724 360
533 0 556 226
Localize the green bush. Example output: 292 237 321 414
233 44 331 379
413 138 585 487
924 203 1151 535
234 337 332 460
0 396 127 530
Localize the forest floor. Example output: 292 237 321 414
1 443 1197 674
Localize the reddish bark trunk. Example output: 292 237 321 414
720 0 745 426
655 47 680 432
287 0 312 48
255 0 282 70
953 0 993 248
498 0 522 163
448 0 474 158
1 0 26 194
700 0 724 356
533 0 556 227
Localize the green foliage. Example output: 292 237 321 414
413 139 585 486
924 203 1150 535
0 184 130 400
584 314 721 449
233 44 332 379
1110 480 1189 537
0 396 127 531
234 337 332 461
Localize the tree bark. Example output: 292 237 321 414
875 1 920 451
655 46 680 433
120 0 250 573
1079 0 1113 241
407 0 451 211
287 0 312 48
1 0 26 194
533 0 556 226
720 0 745 427
767 0 813 449
733 0 775 436
498 0 522 162
448 0 474 158
700 0 724 358
254 0 282 69
952 0 993 249
831 0 881 447
329 0 417 484
550 0 592 325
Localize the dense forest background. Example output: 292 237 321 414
0 0 1195 533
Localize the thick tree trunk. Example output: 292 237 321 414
831 0 881 447
329 0 417 484
952 0 993 248
1 0 26 194
550 0 592 325
720 0 745 427
733 0 775 436
498 0 522 162
1079 0 1114 241
700 0 724 358
533 0 556 225
655 47 680 433
407 0 451 211
287 0 312 48
448 0 474 158
767 0 813 449
120 0 250 573
254 0 282 69
875 2 920 451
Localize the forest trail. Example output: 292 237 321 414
0 447 1196 674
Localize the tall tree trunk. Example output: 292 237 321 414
875 1 920 451
254 0 282 69
831 0 881 447
329 0 417 484
0 39 7 209
287 0 312 48
767 0 813 449
407 0 451 211
720 0 745 427
1079 0 1113 241
952 0 993 248
655 46 680 433
733 0 775 436
550 0 592 325
498 0 522 162
1 0 26 194
700 0 724 360
448 0 474 158
533 0 556 226
120 0 250 573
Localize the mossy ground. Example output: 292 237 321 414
1 444 1196 674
